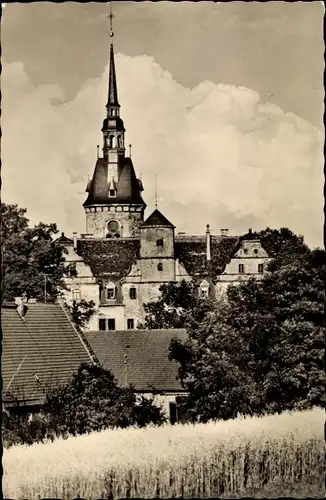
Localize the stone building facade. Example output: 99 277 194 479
57 39 271 332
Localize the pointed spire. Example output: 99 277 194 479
107 43 119 107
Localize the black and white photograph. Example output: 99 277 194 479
1 1 325 498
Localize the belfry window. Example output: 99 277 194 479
109 189 116 198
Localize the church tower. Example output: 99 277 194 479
83 10 146 239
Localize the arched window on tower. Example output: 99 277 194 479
109 135 114 148
117 135 123 148
106 220 121 239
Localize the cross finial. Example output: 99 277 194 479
108 2 115 39
129 144 132 157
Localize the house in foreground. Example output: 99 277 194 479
2 300 187 422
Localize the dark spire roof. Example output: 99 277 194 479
107 43 119 108
83 157 146 207
141 209 175 228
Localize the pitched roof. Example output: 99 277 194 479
2 303 94 406
83 157 146 207
84 329 187 392
76 238 140 280
175 235 239 277
141 209 175 228
55 232 74 246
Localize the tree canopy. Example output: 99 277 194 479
136 228 326 422
1 203 67 302
45 363 166 436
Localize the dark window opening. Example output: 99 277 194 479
99 319 106 331
130 287 137 300
244 248 248 254
169 402 178 425
239 264 245 274
108 319 115 331
156 239 164 248
258 263 264 273
127 319 134 330
254 249 258 254
114 233 120 239
107 288 115 299
157 263 163 271
109 190 116 197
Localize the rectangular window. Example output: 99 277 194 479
169 402 178 425
109 190 116 198
107 288 115 299
108 318 115 331
72 288 80 301
127 319 134 330
238 264 245 274
156 239 164 248
258 263 264 274
99 318 106 331
129 287 137 300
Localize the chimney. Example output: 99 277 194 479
221 228 229 237
15 297 27 318
73 232 78 250
206 224 211 262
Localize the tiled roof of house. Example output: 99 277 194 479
141 209 175 228
84 329 187 392
76 238 140 281
2 302 94 406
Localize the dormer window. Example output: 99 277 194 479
106 287 115 299
200 280 209 298
109 189 116 198
156 239 164 248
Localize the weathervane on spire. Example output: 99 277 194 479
109 2 115 39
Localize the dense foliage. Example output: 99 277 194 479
1 203 67 302
67 299 97 330
141 228 325 421
45 363 166 436
140 279 216 330
3 363 166 447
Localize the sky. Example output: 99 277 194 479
1 2 324 248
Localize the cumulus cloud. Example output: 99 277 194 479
2 54 323 248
